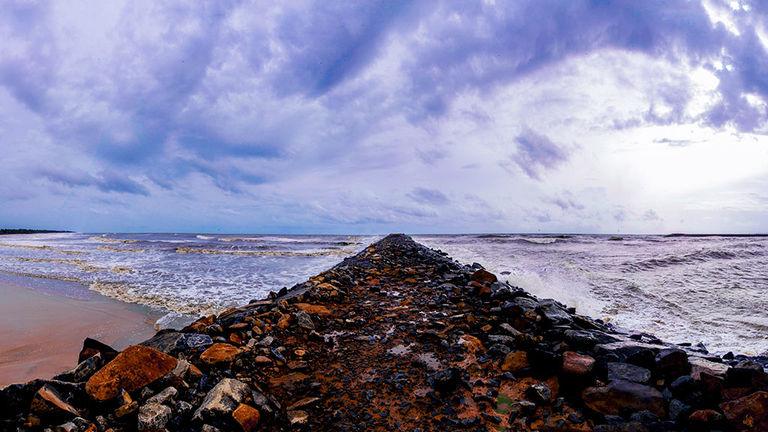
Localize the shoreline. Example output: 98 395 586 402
0 273 162 387
2 234 767 430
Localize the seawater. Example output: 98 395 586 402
0 233 766 354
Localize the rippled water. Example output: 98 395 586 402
0 233 372 315
416 234 768 355
1 232 766 354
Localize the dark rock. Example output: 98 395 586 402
688 409 725 429
78 338 117 363
526 383 552 403
607 362 652 384
726 360 767 388
655 348 690 379
536 300 572 325
138 403 172 431
141 331 213 356
668 399 691 421
29 385 80 422
429 368 463 393
53 353 104 383
582 380 666 417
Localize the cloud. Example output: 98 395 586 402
510 129 570 180
38 167 149 196
408 187 450 206
642 209 662 221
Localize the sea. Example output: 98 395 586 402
0 232 766 355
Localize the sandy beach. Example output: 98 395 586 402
0 274 162 387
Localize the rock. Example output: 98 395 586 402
295 303 332 316
429 368 463 393
295 310 315 330
527 383 552 403
471 269 497 284
199 343 241 365
582 380 666 417
726 360 767 388
288 410 308 426
689 356 729 379
607 362 652 384
232 404 261 432
668 398 691 421
720 391 768 431
85 345 177 401
655 348 690 379
145 386 177 406
30 385 80 422
115 401 139 418
688 409 725 429
141 331 213 355
458 334 484 353
502 351 529 372
193 378 251 422
54 353 104 383
137 403 171 431
536 300 572 325
78 338 118 364
562 351 595 376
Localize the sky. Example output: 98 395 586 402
1 0 768 234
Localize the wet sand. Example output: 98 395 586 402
0 274 162 387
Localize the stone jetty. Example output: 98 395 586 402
2 234 767 431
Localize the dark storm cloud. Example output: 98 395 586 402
38 167 149 196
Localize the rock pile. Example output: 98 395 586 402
2 234 767 431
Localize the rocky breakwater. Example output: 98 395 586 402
2 234 768 431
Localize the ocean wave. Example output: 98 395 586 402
219 236 359 246
624 247 764 272
88 281 220 315
15 257 104 273
0 242 54 251
174 246 352 257
88 236 139 244
196 235 216 240
97 245 146 253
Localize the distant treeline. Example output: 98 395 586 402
0 229 71 235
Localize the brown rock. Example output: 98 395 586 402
471 268 497 284
688 409 725 428
295 303 332 316
232 404 261 432
85 345 177 401
277 314 291 329
720 391 768 431
458 335 484 354
582 380 665 417
502 351 530 372
254 356 272 365
200 343 241 365
29 384 80 421
562 351 595 376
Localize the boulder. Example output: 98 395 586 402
295 303 331 316
655 348 690 379
29 385 80 422
138 403 172 431
582 380 666 417
536 300 572 325
193 378 251 422
689 356 729 379
607 362 652 384
688 409 725 429
145 387 177 406
232 404 261 432
78 338 118 363
562 351 595 377
141 331 213 356
53 353 104 383
502 351 529 372
85 345 178 401
199 343 241 365
471 269 497 284
720 391 768 431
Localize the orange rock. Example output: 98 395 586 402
229 333 244 345
295 303 332 316
232 404 261 432
85 345 177 401
277 314 291 329
502 351 530 372
721 391 768 431
200 343 241 365
458 335 484 354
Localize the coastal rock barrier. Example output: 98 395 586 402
2 234 767 431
